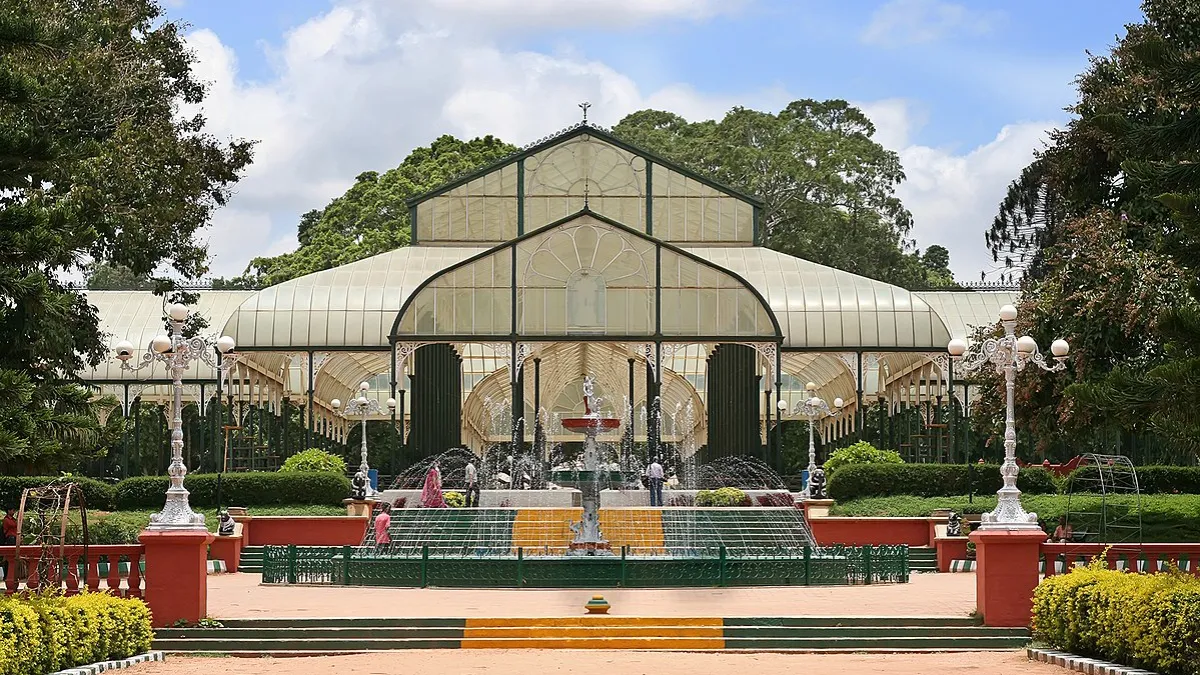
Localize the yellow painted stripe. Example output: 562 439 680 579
461 637 725 650
463 626 723 638
465 617 722 628
509 508 580 553
600 508 664 554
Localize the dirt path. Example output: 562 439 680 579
208 571 976 618
134 650 1055 675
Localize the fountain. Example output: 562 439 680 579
551 376 628 556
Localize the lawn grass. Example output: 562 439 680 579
829 493 1200 542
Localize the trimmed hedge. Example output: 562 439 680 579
1033 563 1200 675
696 487 750 507
0 592 153 675
0 476 117 511
1067 465 1200 495
115 472 350 509
827 463 1057 501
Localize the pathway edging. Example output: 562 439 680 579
50 651 165 674
1026 647 1157 675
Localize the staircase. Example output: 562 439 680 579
153 616 1027 655
908 547 939 573
238 546 265 574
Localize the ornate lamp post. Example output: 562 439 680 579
947 304 1069 530
793 382 844 498
332 381 396 494
114 303 238 531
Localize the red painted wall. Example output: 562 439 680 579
809 517 933 547
245 516 368 546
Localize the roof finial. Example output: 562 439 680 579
579 101 591 124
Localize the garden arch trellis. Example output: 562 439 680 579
1065 453 1142 544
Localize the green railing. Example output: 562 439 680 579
260 544 908 588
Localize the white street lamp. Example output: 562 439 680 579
948 304 1068 530
792 382 844 499
116 305 239 531
334 381 396 495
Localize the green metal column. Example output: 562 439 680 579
705 344 761 462
306 351 314 452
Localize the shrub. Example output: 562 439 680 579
0 592 153 675
443 491 465 508
279 448 347 474
696 487 750 507
1066 465 1200 495
827 463 1057 501
823 441 903 475
1033 562 1200 675
0 476 116 511
115 472 350 509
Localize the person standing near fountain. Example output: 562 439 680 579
647 458 664 507
374 502 392 547
420 462 447 508
464 459 480 507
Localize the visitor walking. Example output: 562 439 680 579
2 508 17 545
647 459 664 507
464 460 480 507
373 502 392 548
420 462 447 508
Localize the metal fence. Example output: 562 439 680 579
261 543 909 588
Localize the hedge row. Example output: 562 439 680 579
0 593 153 675
827 463 1058 501
1068 465 1200 495
0 476 117 511
114 471 350 509
1033 563 1200 675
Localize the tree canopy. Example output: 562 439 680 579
976 0 1200 458
0 0 253 472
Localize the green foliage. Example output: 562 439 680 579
828 493 1200 543
0 592 153 675
1067 465 1200 494
115 472 350 509
0 0 253 471
612 103 958 289
823 441 903 475
0 476 116 511
695 487 750 507
279 448 347 474
443 491 465 508
827 463 1057 501
232 136 516 287
1033 563 1200 675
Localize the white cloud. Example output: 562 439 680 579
184 0 1048 284
861 0 1002 47
414 0 744 28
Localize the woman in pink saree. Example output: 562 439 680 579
420 462 446 508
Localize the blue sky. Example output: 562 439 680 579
171 0 1145 280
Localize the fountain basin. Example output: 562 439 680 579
548 469 630 487
561 417 621 432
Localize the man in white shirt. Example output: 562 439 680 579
464 459 480 508
647 459 664 507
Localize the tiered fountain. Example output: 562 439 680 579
551 376 627 556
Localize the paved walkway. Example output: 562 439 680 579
208 572 976 618
136 650 1054 674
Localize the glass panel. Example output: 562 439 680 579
416 163 518 243
659 249 774 338
515 214 655 335
523 135 647 232
651 163 753 244
396 252 512 336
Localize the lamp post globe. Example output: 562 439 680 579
1051 339 1070 358
168 303 190 322
999 304 1018 322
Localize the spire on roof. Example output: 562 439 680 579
579 101 591 124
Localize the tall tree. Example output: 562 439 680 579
234 135 515 287
0 0 253 472
613 101 956 288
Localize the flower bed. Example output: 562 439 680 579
1032 562 1200 675
0 592 153 675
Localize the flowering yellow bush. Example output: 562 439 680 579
0 592 152 675
1032 559 1200 675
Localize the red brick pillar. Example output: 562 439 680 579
970 529 1046 627
139 530 215 627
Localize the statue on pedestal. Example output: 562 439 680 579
947 511 963 537
218 509 235 536
351 470 368 501
808 467 827 499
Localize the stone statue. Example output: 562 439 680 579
946 511 963 537
218 510 235 536
351 470 368 501
808 467 827 499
